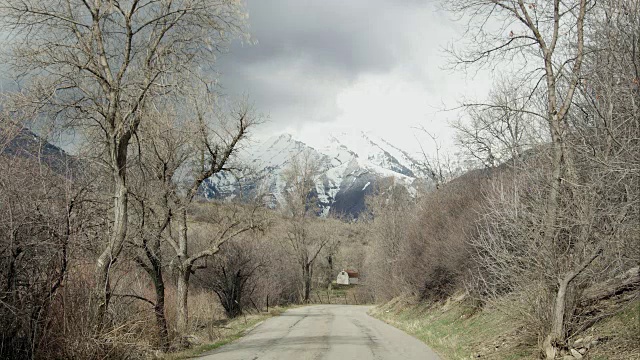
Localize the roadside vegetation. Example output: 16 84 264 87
0 0 638 359
371 298 640 360
161 305 291 360
371 296 528 360
0 0 367 357
363 0 640 358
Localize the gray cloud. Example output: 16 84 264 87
0 0 471 150
215 0 455 132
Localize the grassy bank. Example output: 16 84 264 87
370 296 533 359
370 296 640 360
587 301 640 360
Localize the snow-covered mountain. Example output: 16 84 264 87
201 131 432 217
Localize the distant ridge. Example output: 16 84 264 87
201 131 434 217
1 127 76 174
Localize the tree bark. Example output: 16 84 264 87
148 251 170 351
95 143 129 327
151 207 171 350
544 248 601 359
176 206 190 336
544 278 569 359
152 272 169 351
176 267 191 336
302 262 312 303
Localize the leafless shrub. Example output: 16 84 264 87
468 141 638 350
46 266 155 359
255 220 301 306
445 0 639 356
414 168 492 302
193 235 264 318
362 170 491 303
363 177 419 301
0 146 75 358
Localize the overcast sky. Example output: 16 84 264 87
215 0 494 155
0 0 496 156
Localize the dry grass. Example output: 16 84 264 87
160 306 289 360
587 300 640 360
371 295 640 360
309 283 373 305
162 287 228 341
370 295 539 360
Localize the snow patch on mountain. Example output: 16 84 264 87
201 130 431 217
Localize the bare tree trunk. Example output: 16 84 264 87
541 2 587 355
137 248 170 350
544 248 601 359
151 208 171 350
96 146 129 327
544 278 569 359
176 206 190 336
176 268 191 336
542 120 563 240
154 281 170 350
134 195 172 350
150 255 169 350
302 262 312 303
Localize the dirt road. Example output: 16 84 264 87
200 305 440 360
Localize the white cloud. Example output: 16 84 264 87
291 66 492 156
218 0 496 157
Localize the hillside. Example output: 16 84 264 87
1 127 75 174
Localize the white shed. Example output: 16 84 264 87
337 270 350 285
337 270 359 285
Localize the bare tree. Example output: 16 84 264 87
414 127 456 188
116 94 262 342
163 97 262 337
452 80 544 168
447 1 640 357
468 145 637 350
126 106 189 350
127 94 260 339
0 125 90 358
280 151 332 303
0 0 249 325
445 1 595 356
363 177 418 300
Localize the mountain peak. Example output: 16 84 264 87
202 132 431 217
